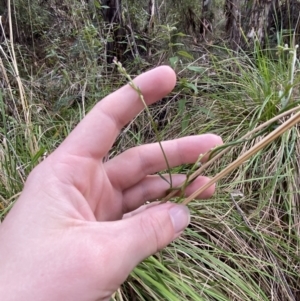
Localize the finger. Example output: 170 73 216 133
110 203 190 275
105 134 222 190
122 201 161 219
57 66 176 159
122 175 215 213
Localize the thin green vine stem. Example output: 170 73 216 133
115 60 173 188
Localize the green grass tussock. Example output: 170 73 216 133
1 1 300 300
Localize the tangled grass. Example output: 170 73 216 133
0 1 300 300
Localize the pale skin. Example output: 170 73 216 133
0 66 222 301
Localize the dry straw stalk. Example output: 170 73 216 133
181 108 300 205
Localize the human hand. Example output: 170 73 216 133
0 66 222 301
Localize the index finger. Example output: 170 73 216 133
57 66 176 159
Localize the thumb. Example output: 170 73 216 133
118 203 190 269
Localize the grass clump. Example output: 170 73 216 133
0 2 300 300
109 44 300 300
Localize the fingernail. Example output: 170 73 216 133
169 205 190 233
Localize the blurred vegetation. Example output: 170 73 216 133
0 0 300 300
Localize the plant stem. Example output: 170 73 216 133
182 110 300 205
161 105 300 203
114 59 173 188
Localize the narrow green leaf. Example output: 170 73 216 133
177 50 194 60
187 66 206 73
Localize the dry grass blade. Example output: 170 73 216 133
230 194 296 301
182 110 300 205
161 105 300 203
7 0 28 119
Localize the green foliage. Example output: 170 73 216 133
1 1 300 300
111 43 300 300
13 0 51 36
